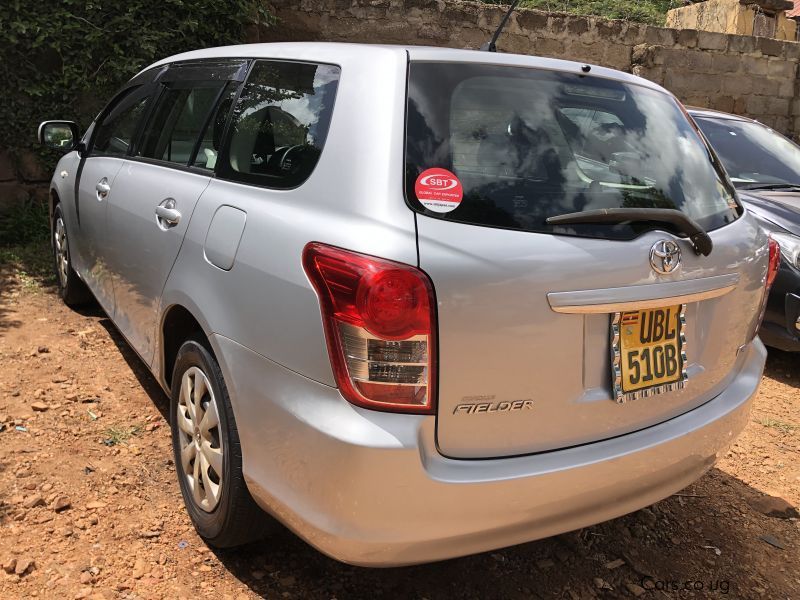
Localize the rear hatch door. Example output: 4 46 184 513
405 59 768 458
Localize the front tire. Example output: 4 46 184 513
52 204 92 306
170 337 269 547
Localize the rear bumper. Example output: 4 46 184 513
212 334 765 567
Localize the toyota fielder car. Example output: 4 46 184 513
38 42 775 566
690 107 800 351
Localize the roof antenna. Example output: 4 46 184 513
480 0 521 52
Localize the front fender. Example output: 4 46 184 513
48 151 81 225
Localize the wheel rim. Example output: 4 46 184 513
54 216 69 287
177 366 224 512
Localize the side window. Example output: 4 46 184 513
191 83 238 170
559 107 594 132
220 60 341 188
582 109 628 164
137 82 225 166
92 86 152 157
558 106 627 164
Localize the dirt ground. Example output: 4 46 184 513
0 244 799 600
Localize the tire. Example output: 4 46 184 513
170 337 269 547
52 204 92 306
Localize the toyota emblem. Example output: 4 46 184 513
650 240 682 274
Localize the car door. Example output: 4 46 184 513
104 61 245 365
73 82 155 314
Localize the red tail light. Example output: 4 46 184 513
767 237 780 289
302 242 437 414
748 238 781 343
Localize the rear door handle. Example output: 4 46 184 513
155 198 181 228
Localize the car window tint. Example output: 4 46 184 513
405 62 741 241
137 82 225 166
92 86 151 157
558 107 625 164
694 116 800 185
191 82 238 170
221 60 341 188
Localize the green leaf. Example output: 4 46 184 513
0 0 273 246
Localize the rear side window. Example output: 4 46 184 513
405 62 740 241
191 83 238 170
137 81 225 166
219 60 341 188
92 86 152 157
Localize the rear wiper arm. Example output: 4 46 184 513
546 208 713 256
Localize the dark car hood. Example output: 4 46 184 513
738 190 800 236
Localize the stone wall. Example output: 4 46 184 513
259 0 800 137
0 150 49 224
666 0 797 42
5 0 800 213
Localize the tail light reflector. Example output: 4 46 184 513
302 242 437 414
767 237 780 289
748 237 780 343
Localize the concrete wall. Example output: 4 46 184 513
666 0 797 41
667 0 743 36
258 0 800 137
0 150 50 224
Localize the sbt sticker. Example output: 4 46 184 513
415 167 463 213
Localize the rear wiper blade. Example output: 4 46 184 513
738 182 800 191
546 208 713 256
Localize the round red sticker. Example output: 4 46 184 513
414 168 463 213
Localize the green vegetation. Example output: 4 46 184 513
482 0 682 25
0 198 50 247
102 424 142 446
758 418 798 435
0 0 272 246
0 240 55 290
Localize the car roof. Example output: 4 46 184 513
686 106 756 124
142 42 670 95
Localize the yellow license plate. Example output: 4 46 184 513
616 305 685 396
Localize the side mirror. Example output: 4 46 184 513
38 121 80 152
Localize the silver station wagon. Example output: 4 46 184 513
39 42 777 566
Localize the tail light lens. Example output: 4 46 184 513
767 237 780 289
748 238 780 342
302 242 437 414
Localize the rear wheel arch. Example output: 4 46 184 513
168 330 271 546
162 305 272 546
161 304 213 389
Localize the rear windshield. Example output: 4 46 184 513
405 62 740 240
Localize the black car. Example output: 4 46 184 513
690 107 800 351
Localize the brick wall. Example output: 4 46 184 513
258 0 800 137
